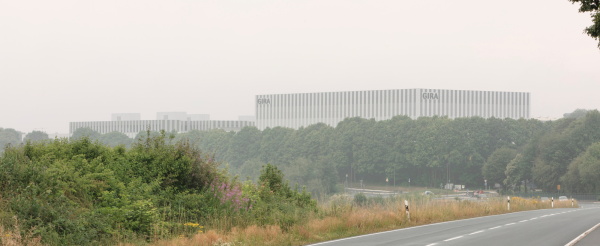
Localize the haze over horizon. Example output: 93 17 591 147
1 0 599 134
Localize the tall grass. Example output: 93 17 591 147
1 195 577 246
148 195 578 246
0 216 42 246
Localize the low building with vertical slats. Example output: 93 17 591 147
70 112 254 138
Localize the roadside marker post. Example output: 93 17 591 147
552 197 554 208
405 200 410 221
572 198 574 208
507 196 510 211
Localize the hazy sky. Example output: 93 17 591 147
1 0 599 134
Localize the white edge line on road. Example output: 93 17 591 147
519 220 528 223
469 230 484 235
505 223 516 226
489 226 502 230
425 243 438 246
307 208 578 246
444 236 464 242
565 222 600 246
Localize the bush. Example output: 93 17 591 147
0 135 320 245
354 193 367 206
0 133 224 245
242 164 318 231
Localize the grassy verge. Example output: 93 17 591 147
145 195 578 246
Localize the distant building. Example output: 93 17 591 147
188 114 210 121
112 113 141 121
256 88 531 129
238 115 256 122
70 112 254 138
156 112 187 121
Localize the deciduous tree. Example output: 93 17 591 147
24 130 49 142
569 0 600 48
483 147 517 188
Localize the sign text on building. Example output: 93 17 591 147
257 98 271 104
422 92 439 100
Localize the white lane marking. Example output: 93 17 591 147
565 222 600 246
489 226 502 230
444 236 464 242
530 217 538 220
469 230 485 235
425 243 438 246
519 220 528 223
308 207 597 245
505 223 516 226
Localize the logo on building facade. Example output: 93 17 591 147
257 98 271 104
422 92 439 100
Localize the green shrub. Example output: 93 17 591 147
354 193 367 206
0 135 319 245
0 134 225 245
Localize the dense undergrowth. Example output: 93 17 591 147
0 132 315 245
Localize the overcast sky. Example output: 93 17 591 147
1 0 599 134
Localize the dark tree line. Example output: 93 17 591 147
70 128 134 147
176 115 551 195
0 129 50 153
178 110 600 194
25 109 600 196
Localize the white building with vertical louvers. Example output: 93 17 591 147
256 89 530 130
70 112 254 138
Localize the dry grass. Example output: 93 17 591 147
2 195 577 246
0 216 43 246
150 195 579 246
145 230 230 246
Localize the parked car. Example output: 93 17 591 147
423 191 434 195
559 196 568 201
541 197 550 202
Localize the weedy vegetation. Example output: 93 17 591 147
0 132 578 246
0 132 314 246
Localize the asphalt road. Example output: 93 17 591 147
309 203 600 246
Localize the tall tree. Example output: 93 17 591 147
483 147 517 188
569 0 600 48
24 130 49 142
226 126 262 168
100 131 133 147
533 110 600 191
71 128 101 141
0 128 22 150
575 142 600 192
564 109 589 119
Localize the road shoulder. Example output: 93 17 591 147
570 222 600 246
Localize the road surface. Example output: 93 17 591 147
309 203 600 246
